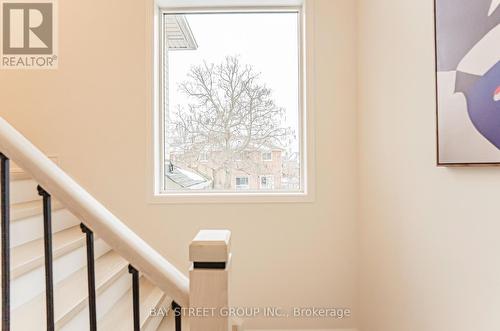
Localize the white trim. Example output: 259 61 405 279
149 191 310 204
161 6 303 14
301 0 316 201
148 0 316 203
147 4 162 199
157 0 303 8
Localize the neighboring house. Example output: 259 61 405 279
170 146 284 190
282 152 301 190
229 148 283 191
165 15 198 50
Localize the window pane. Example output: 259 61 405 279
260 176 275 189
163 11 301 193
262 152 273 161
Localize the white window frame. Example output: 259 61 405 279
199 151 208 162
261 151 273 162
149 0 316 203
235 177 250 190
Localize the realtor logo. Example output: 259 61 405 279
1 0 57 69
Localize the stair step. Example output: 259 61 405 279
11 238 110 311
11 199 63 221
156 308 190 331
57 266 132 331
156 315 174 331
11 225 85 278
9 157 57 181
11 202 79 248
10 167 31 181
10 250 128 331
9 178 40 205
98 277 167 331
143 294 173 331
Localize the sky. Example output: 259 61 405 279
167 12 300 153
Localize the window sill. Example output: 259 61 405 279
148 191 314 204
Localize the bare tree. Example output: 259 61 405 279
171 56 293 189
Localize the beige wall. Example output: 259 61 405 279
0 0 358 329
358 0 500 330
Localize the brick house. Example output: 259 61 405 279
168 147 284 190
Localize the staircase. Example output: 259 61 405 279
4 169 177 330
0 116 234 331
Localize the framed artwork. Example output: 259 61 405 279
435 0 500 165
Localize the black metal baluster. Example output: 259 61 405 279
80 224 97 331
37 186 55 331
172 301 182 331
1 154 10 331
128 265 140 331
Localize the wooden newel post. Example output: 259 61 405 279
189 230 231 331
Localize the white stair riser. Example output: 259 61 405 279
144 296 171 331
145 315 167 331
10 179 40 204
11 209 80 248
11 240 111 310
96 271 134 323
59 271 132 331
156 314 175 331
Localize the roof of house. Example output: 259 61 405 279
166 15 198 50
166 165 208 188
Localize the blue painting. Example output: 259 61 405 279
436 0 500 165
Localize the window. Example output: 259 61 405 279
199 151 208 162
262 152 273 161
260 176 275 190
235 177 249 190
159 7 304 195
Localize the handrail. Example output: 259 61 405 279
0 117 189 307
